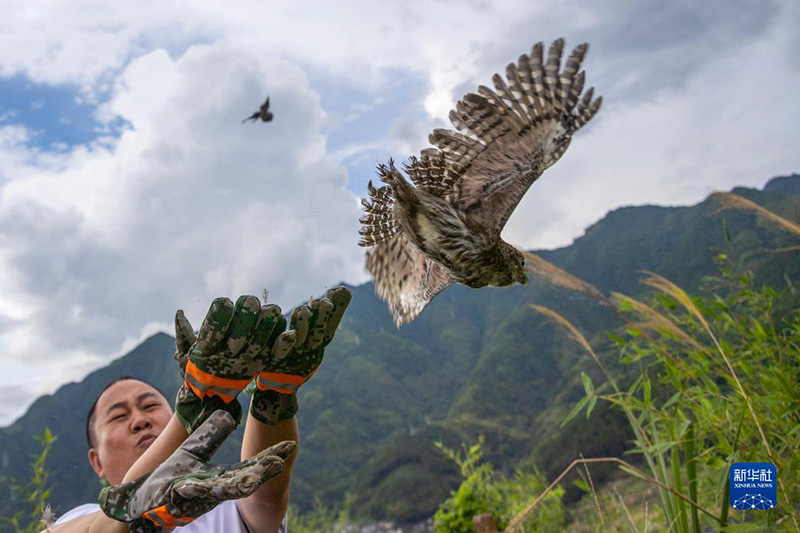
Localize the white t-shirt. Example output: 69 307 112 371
54 501 287 532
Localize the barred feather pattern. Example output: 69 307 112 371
366 235 453 327
359 38 601 326
358 179 397 247
360 158 514 324
403 150 458 198
430 38 602 233
373 161 491 275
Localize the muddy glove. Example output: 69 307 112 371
250 287 352 425
99 410 296 532
174 294 292 433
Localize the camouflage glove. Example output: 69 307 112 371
174 294 295 433
99 410 296 533
250 287 352 425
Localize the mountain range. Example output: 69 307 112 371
1 173 798 527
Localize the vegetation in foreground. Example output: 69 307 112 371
288 195 800 532
6 193 799 532
1 429 56 533
515 194 800 532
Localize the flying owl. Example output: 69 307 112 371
358 38 602 327
242 96 273 123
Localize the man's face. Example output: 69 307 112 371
88 379 172 485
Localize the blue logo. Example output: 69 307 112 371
729 462 777 510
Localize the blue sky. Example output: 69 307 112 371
308 66 432 196
0 66 418 195
0 0 798 425
0 76 102 149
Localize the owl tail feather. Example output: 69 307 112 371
403 150 457 198
358 179 398 247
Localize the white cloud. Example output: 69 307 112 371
0 0 798 425
0 0 540 95
503 9 800 249
0 42 366 424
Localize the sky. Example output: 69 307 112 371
0 0 798 426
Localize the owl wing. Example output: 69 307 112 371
366 234 453 327
428 39 602 234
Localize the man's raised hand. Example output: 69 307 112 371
250 287 352 425
99 410 296 532
174 294 294 433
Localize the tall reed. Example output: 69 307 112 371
513 250 799 531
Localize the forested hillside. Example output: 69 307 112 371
1 174 797 526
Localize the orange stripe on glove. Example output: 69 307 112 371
256 369 317 394
185 359 252 403
143 504 196 528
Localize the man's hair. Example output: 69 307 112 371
86 376 170 448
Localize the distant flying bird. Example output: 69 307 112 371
358 38 602 326
242 97 273 123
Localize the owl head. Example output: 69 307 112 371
510 247 528 285
493 243 528 287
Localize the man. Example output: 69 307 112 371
51 287 351 532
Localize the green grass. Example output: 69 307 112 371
525 253 799 532
0 429 56 533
